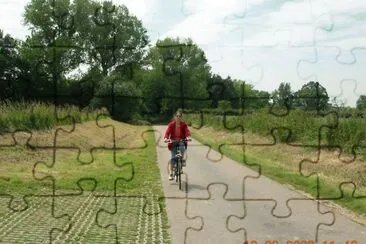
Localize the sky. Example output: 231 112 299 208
1 0 366 107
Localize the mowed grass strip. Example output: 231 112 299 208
0 118 164 196
188 125 366 220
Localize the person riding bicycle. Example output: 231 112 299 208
163 111 191 181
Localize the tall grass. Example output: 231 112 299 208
0 100 109 132
185 108 366 157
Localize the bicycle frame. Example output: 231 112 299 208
164 138 190 190
172 141 184 190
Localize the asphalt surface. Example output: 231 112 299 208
153 125 366 244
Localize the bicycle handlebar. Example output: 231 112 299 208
164 138 191 143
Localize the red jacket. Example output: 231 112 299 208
164 120 190 151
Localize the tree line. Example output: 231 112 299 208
1 0 366 122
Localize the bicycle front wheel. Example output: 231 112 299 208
177 158 182 190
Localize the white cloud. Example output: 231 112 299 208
0 0 30 40
267 1 313 25
160 11 227 44
320 0 366 13
114 0 156 21
183 0 248 15
163 0 322 48
162 0 265 44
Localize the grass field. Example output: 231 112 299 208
0 115 171 243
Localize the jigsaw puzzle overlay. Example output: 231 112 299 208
1 0 366 243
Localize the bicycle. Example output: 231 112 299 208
164 138 191 190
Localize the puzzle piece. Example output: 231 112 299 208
222 106 338 147
180 0 246 17
31 126 166 242
154 41 233 127
155 124 225 170
66 72 97 108
29 146 136 241
0 130 32 148
154 124 259 198
297 46 365 107
234 42 265 86
184 183 245 243
51 193 110 243
52 116 115 163
0 129 56 211
316 199 366 243
32 148 134 196
0 196 71 243
147 29 161 43
0 31 19 100
330 79 362 108
311 0 366 65
91 1 149 65
220 0 334 90
223 0 334 46
228 199 335 243
93 128 190 242
200 44 224 63
182 77 234 132
300 147 366 200
214 107 342 212
96 194 176 243
192 124 312 212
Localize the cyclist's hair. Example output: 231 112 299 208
170 109 183 121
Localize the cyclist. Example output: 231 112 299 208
163 111 191 180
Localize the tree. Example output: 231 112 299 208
21 0 149 104
356 95 366 110
330 96 345 108
73 0 149 76
89 69 143 121
141 37 211 114
20 0 84 102
232 80 270 109
217 100 231 110
0 30 31 100
207 74 236 108
293 81 329 111
272 82 293 109
22 0 80 74
255 90 271 108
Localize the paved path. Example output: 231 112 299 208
153 125 366 244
